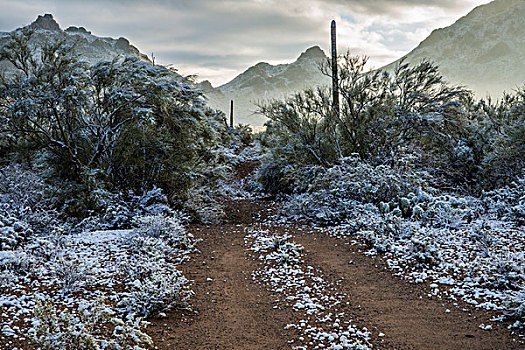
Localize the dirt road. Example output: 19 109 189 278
148 164 521 349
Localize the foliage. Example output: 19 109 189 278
0 29 240 216
118 263 191 318
280 156 426 224
118 212 193 317
32 299 152 350
259 54 471 183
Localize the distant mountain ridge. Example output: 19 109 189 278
203 0 525 126
198 46 330 126
384 0 525 98
4 0 524 128
0 14 150 73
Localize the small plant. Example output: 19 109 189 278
359 230 392 254
503 286 525 329
118 267 191 318
489 251 525 290
409 235 440 265
269 234 292 250
53 256 89 293
0 250 35 275
133 214 189 249
32 299 152 350
470 222 494 257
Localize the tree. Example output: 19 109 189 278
0 29 232 209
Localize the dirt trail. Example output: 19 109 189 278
149 162 521 349
148 200 298 349
293 233 520 349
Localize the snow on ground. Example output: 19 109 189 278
245 224 373 350
0 214 194 349
0 229 130 348
317 219 525 341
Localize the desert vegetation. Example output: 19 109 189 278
0 18 524 350
256 53 525 331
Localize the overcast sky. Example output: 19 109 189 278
0 0 491 86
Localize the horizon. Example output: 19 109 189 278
0 0 491 86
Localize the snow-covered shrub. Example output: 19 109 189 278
267 234 304 264
102 202 132 230
359 230 392 253
119 264 191 318
505 288 525 328
408 234 440 265
185 190 225 224
469 222 494 257
132 213 191 250
52 256 90 293
0 164 47 212
268 234 292 250
133 186 173 216
356 214 417 254
0 209 34 250
487 251 525 290
238 143 261 162
27 230 69 262
119 212 193 318
0 250 35 274
379 189 480 229
482 175 525 221
77 186 176 231
512 203 525 226
281 157 427 225
257 161 322 195
32 299 152 350
0 248 38 288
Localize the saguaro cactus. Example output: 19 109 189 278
331 20 340 116
230 99 234 128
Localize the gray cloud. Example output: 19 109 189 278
0 0 490 85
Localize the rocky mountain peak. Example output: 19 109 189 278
65 26 91 35
198 80 214 91
30 14 61 31
297 46 326 61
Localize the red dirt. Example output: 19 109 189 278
148 201 298 349
148 162 523 349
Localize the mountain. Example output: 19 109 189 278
0 14 150 74
384 0 525 98
205 0 525 126
198 46 330 127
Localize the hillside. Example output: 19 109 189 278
384 0 525 97
0 14 150 74
203 0 525 126
198 46 330 127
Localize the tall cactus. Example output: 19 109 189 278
331 20 340 116
230 99 234 128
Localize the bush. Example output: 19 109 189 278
0 30 241 216
118 265 191 318
32 299 152 350
52 256 90 293
280 157 426 224
118 211 193 317
409 234 440 265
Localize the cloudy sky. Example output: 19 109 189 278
0 0 490 86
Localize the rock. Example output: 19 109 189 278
116 37 130 51
65 26 91 35
30 14 61 32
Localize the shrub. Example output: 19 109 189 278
52 256 89 293
32 299 152 350
132 214 190 250
280 157 426 225
118 266 191 318
408 234 440 265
